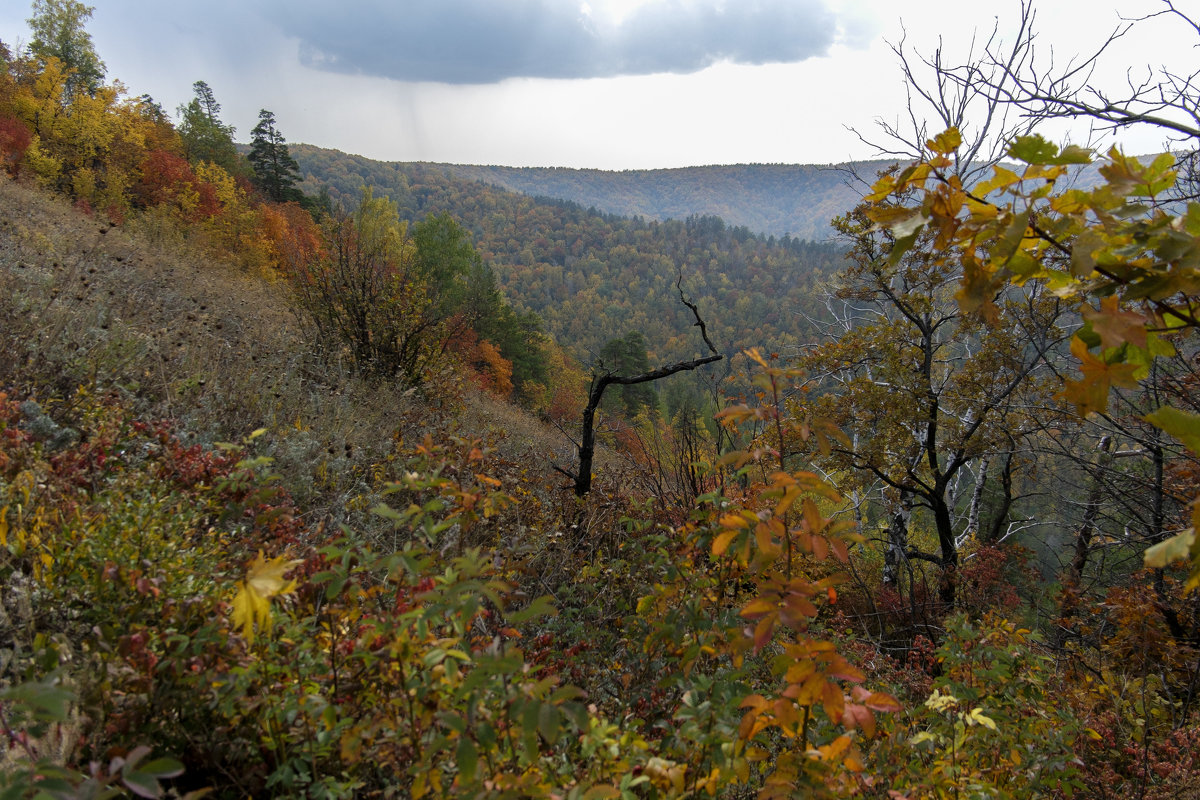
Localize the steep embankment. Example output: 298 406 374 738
0 176 574 521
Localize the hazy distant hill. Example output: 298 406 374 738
434 161 899 241
429 157 1122 241
290 145 898 241
289 145 1128 244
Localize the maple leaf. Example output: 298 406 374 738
1060 336 1140 416
231 551 302 642
1082 296 1147 349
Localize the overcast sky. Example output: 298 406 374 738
2 0 1195 169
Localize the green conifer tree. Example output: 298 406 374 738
177 81 241 173
248 109 302 203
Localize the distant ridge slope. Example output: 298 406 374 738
290 143 897 241
435 161 899 241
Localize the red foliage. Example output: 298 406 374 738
134 149 196 208
135 148 221 220
1073 714 1200 799
0 115 31 176
195 181 220 219
957 545 1026 615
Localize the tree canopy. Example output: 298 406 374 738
177 80 240 174
26 0 104 96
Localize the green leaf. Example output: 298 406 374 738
139 758 185 778
456 737 478 782
1145 405 1200 454
1054 144 1094 165
506 595 557 624
1071 229 1104 277
1008 135 1059 165
889 229 922 265
122 771 165 799
538 702 560 745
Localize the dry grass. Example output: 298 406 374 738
0 176 582 534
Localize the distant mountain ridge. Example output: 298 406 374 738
288 144 901 240
430 161 900 242
290 145 1132 243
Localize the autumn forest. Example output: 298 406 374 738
1 1 1199 799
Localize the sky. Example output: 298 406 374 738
2 0 1197 169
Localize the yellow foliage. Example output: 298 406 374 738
231 551 302 642
24 135 62 187
194 160 241 208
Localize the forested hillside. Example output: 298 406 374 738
295 154 1123 243
292 144 849 363
291 147 887 241
434 161 892 241
2 2 1200 799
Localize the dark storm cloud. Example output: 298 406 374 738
263 0 840 84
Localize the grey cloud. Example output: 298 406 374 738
264 0 840 84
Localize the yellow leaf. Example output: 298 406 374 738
719 512 751 529
976 165 1022 197
1143 528 1195 569
740 598 777 618
712 529 739 557
927 127 962 155
968 707 997 730
1061 336 1140 416
246 551 303 598
231 580 270 642
231 551 302 642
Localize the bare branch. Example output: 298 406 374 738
566 278 724 497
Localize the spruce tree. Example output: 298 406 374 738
248 109 302 203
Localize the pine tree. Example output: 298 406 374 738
248 109 301 202
177 81 240 173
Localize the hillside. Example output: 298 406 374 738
294 146 890 241
3 9 1199 796
434 161 897 241
291 145 849 364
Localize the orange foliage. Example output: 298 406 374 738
262 201 323 274
452 327 515 397
476 340 514 397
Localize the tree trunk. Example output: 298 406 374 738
882 490 913 587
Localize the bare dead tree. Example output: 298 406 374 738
555 277 722 497
854 1 1200 189
971 2 1200 143
850 4 1048 185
